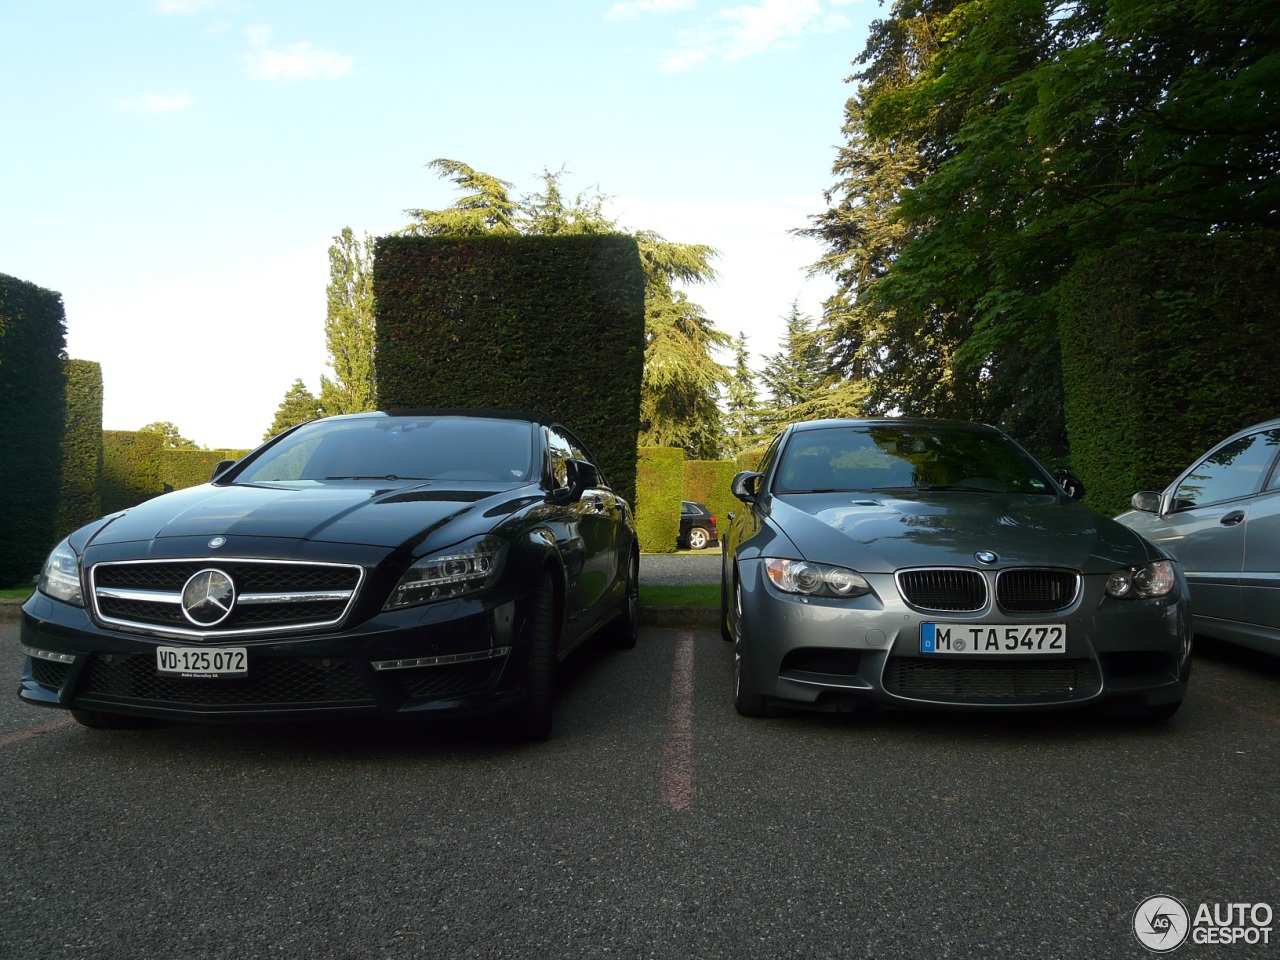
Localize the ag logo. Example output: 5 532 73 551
1133 895 1190 953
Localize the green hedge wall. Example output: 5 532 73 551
374 234 646 505
101 430 164 514
683 460 740 537
162 449 252 492
1060 231 1280 515
57 359 103 539
0 274 67 585
636 447 684 553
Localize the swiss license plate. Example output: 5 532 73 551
156 646 248 677
921 623 1066 655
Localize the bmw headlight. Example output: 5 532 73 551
765 559 871 598
1105 560 1177 599
384 536 508 609
38 539 84 607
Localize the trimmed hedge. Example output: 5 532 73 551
0 274 67 585
374 234 646 505
682 460 740 539
57 359 103 539
636 447 684 553
101 430 164 514
162 448 253 492
1060 232 1280 515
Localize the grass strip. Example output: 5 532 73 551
639 583 718 609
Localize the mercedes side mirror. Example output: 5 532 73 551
211 459 235 482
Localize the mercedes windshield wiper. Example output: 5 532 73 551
324 475 431 481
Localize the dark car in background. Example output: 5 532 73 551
678 501 718 550
1116 418 1280 657
18 410 639 740
722 418 1192 722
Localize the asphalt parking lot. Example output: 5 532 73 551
3 616 1278 960
640 551 720 586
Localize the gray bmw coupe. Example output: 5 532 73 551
721 419 1192 721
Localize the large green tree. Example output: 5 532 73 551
807 0 1280 459
403 159 727 457
320 227 377 416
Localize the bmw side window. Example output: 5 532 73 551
1173 430 1280 509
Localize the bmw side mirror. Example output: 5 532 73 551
1131 491 1161 514
1057 473 1085 501
731 471 762 504
211 459 235 482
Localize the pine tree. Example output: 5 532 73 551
265 379 323 440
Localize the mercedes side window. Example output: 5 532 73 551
1173 430 1280 509
546 428 574 490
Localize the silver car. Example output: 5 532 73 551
1116 418 1280 656
722 419 1192 721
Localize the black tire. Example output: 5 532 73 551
603 551 639 650
719 564 733 643
688 526 710 550
733 642 772 718
514 573 558 741
70 708 154 730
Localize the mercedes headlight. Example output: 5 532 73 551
384 536 508 609
1105 560 1177 599
38 539 84 606
765 559 872 598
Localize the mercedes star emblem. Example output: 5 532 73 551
180 568 236 626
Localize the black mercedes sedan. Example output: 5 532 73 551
18 411 639 740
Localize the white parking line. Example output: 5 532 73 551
660 630 696 810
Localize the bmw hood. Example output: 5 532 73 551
768 492 1160 574
86 480 533 550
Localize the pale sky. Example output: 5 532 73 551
1 0 876 449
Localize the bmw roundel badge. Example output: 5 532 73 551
975 550 998 565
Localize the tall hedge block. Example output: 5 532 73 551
374 234 646 505
57 359 103 539
1060 232 1280 515
635 447 684 553
0 274 67 585
683 460 739 536
101 430 164 514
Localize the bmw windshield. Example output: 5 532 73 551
772 424 1057 496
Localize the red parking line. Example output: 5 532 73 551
660 630 696 811
0 716 76 750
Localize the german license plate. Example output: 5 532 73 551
921 623 1066 655
156 646 248 677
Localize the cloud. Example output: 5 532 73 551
243 26 353 82
604 0 695 21
112 92 194 113
154 0 221 12
659 0 853 72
